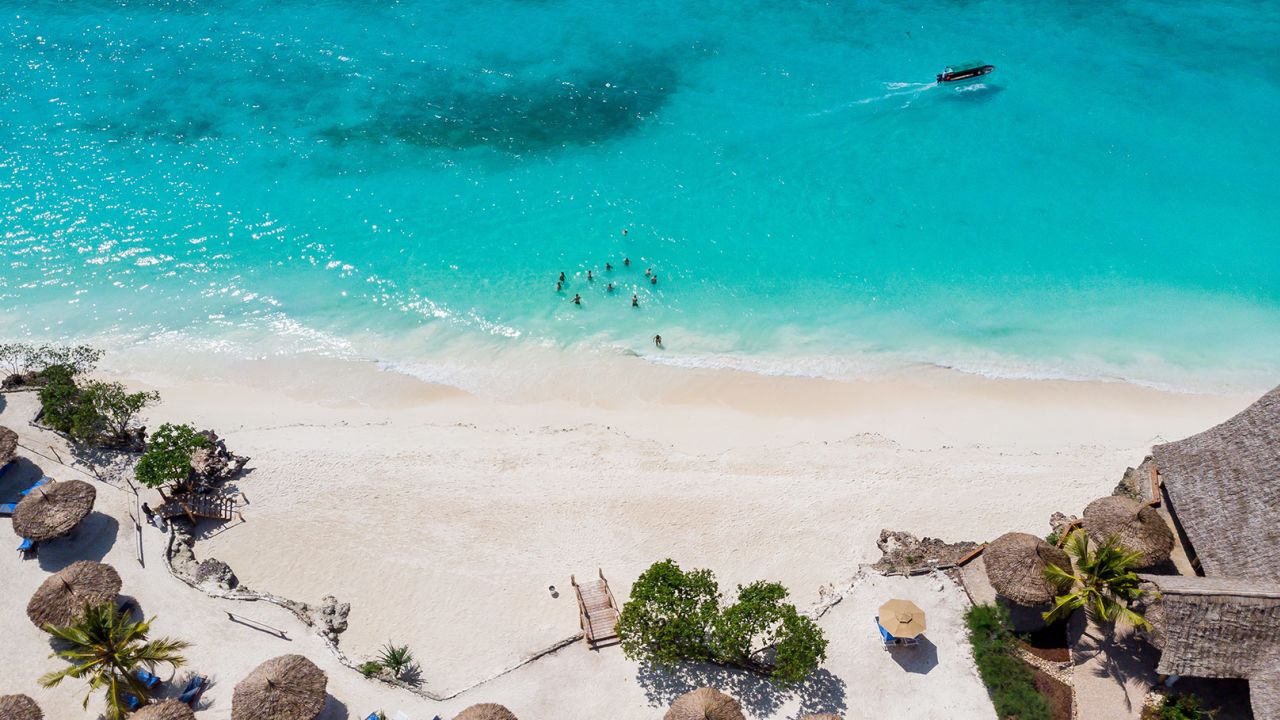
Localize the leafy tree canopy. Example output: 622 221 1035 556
1042 530 1148 628
135 422 209 491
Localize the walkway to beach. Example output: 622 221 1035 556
1069 613 1159 720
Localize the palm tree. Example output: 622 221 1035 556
1041 529 1150 628
40 602 190 720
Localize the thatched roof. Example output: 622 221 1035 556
0 694 42 720
232 654 327 720
1152 385 1280 581
11 479 96 542
0 425 17 466
1251 672 1280 720
27 560 121 629
664 688 746 720
1140 574 1280 680
984 532 1070 606
131 700 196 720
453 704 518 720
1081 495 1173 568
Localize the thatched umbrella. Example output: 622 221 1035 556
1082 495 1174 567
11 479 96 542
0 694 43 720
664 687 746 720
27 560 122 629
453 704 518 720
0 425 17 466
132 700 196 720
232 654 327 720
984 532 1071 606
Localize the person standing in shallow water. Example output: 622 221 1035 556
607 282 615 292
653 334 663 348
624 258 631 267
587 270 594 282
631 293 639 307
556 281 562 292
572 294 582 305
559 271 566 283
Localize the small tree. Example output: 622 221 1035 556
37 364 85 434
80 381 159 445
617 560 828 683
617 559 721 666
0 342 34 376
377 642 414 678
1043 530 1149 628
135 423 210 494
40 602 189 720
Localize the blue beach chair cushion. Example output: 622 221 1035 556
17 538 34 552
135 668 161 689
179 675 207 705
123 694 141 712
876 617 896 643
19 477 49 496
0 502 16 516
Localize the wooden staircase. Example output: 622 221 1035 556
157 493 239 523
572 569 621 648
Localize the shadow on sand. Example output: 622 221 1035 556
889 637 939 674
636 659 847 719
36 511 120 571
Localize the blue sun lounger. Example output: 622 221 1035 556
179 675 207 706
17 538 35 554
123 693 141 712
876 617 898 647
0 503 16 517
135 668 162 690
365 714 381 720
19 477 49 496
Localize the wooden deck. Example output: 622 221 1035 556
573 569 621 648
157 494 238 522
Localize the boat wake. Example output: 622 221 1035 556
810 81 938 115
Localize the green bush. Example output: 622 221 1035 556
965 603 1051 720
135 423 210 492
617 559 827 684
358 661 382 678
36 363 156 446
1153 693 1206 720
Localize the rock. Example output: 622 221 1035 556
1049 512 1079 538
168 526 199 577
312 594 350 644
194 558 239 590
873 529 980 574
1114 457 1155 501
190 430 249 487
1 371 42 390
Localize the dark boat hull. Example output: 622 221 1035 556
936 65 995 83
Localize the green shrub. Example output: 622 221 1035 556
358 661 382 678
1154 693 1206 720
135 423 210 492
617 559 827 684
35 363 156 446
965 603 1051 720
1045 531 1060 547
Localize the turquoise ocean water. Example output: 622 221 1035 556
3 0 1280 392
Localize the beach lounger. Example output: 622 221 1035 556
0 502 16 516
876 616 897 647
178 675 207 706
19 477 49 496
135 668 162 689
902 636 920 647
365 714 381 720
123 694 141 712
17 538 35 555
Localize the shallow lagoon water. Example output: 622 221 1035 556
2 0 1279 392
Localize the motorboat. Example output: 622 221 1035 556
937 61 995 83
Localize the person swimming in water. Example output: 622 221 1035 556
631 293 639 307
606 263 614 272
645 267 651 277
622 229 628 236
607 282 615 292
556 281 562 292
650 275 657 285
572 294 582 305
559 271 566 283
653 334 663 348
587 270 594 281
624 258 631 267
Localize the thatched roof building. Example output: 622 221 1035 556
27 560 121 629
0 694 42 720
131 700 197 720
984 532 1070 606
453 704 518 720
1081 495 1174 568
0 425 17 467
232 654 327 720
1140 574 1280 719
664 688 746 720
1152 385 1280 580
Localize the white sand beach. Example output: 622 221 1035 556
0 355 1255 718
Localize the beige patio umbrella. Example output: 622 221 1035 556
983 532 1071 606
12 478 96 542
878 599 926 639
0 694 42 720
1082 495 1174 568
453 704 518 720
27 560 122 629
664 687 746 720
232 654 327 720
0 425 17 466
132 700 196 720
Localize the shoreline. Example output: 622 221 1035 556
85 349 1255 692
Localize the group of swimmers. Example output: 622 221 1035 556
555 256 660 308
